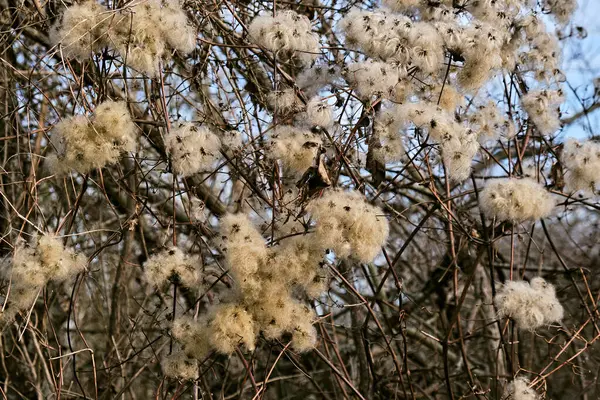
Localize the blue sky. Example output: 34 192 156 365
561 0 600 140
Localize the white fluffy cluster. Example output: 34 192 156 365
562 139 600 194
171 290 317 357
171 316 210 359
164 122 221 177
267 88 303 114
220 129 243 150
339 6 513 91
162 351 198 381
433 84 465 112
108 0 196 76
207 303 257 354
48 100 136 175
267 91 333 128
337 0 571 97
169 190 386 355
248 11 320 64
542 0 577 25
50 0 196 76
328 0 572 184
49 1 108 60
249 283 317 350
396 102 480 181
468 101 516 143
301 97 333 128
218 214 270 298
340 9 444 75
344 60 403 99
521 89 564 136
143 247 202 288
372 108 406 164
257 0 572 188
433 20 508 91
297 64 342 98
269 126 322 176
163 220 271 357
1 234 86 323
495 277 563 330
380 0 421 13
308 189 389 263
508 16 562 82
210 214 322 353
269 228 330 298
479 178 555 222
504 377 540 400
193 216 323 354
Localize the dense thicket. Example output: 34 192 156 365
1 0 600 398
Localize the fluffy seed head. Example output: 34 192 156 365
35 234 87 282
308 189 389 262
296 64 341 98
5 234 86 316
248 11 320 64
301 97 333 128
543 0 577 25
110 0 195 75
143 247 202 288
470 101 516 142
268 126 322 176
267 88 303 115
246 283 318 353
289 305 318 352
109 5 165 76
394 102 479 181
521 89 564 136
164 122 221 177
479 177 555 222
344 61 400 99
504 377 540 400
435 84 465 112
495 277 563 330
381 0 421 13
171 317 210 359
561 138 600 194
52 0 195 74
269 233 327 297
340 8 444 74
156 0 196 54
372 107 406 164
48 100 136 175
49 1 108 60
208 303 257 353
162 351 199 380
217 214 269 297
